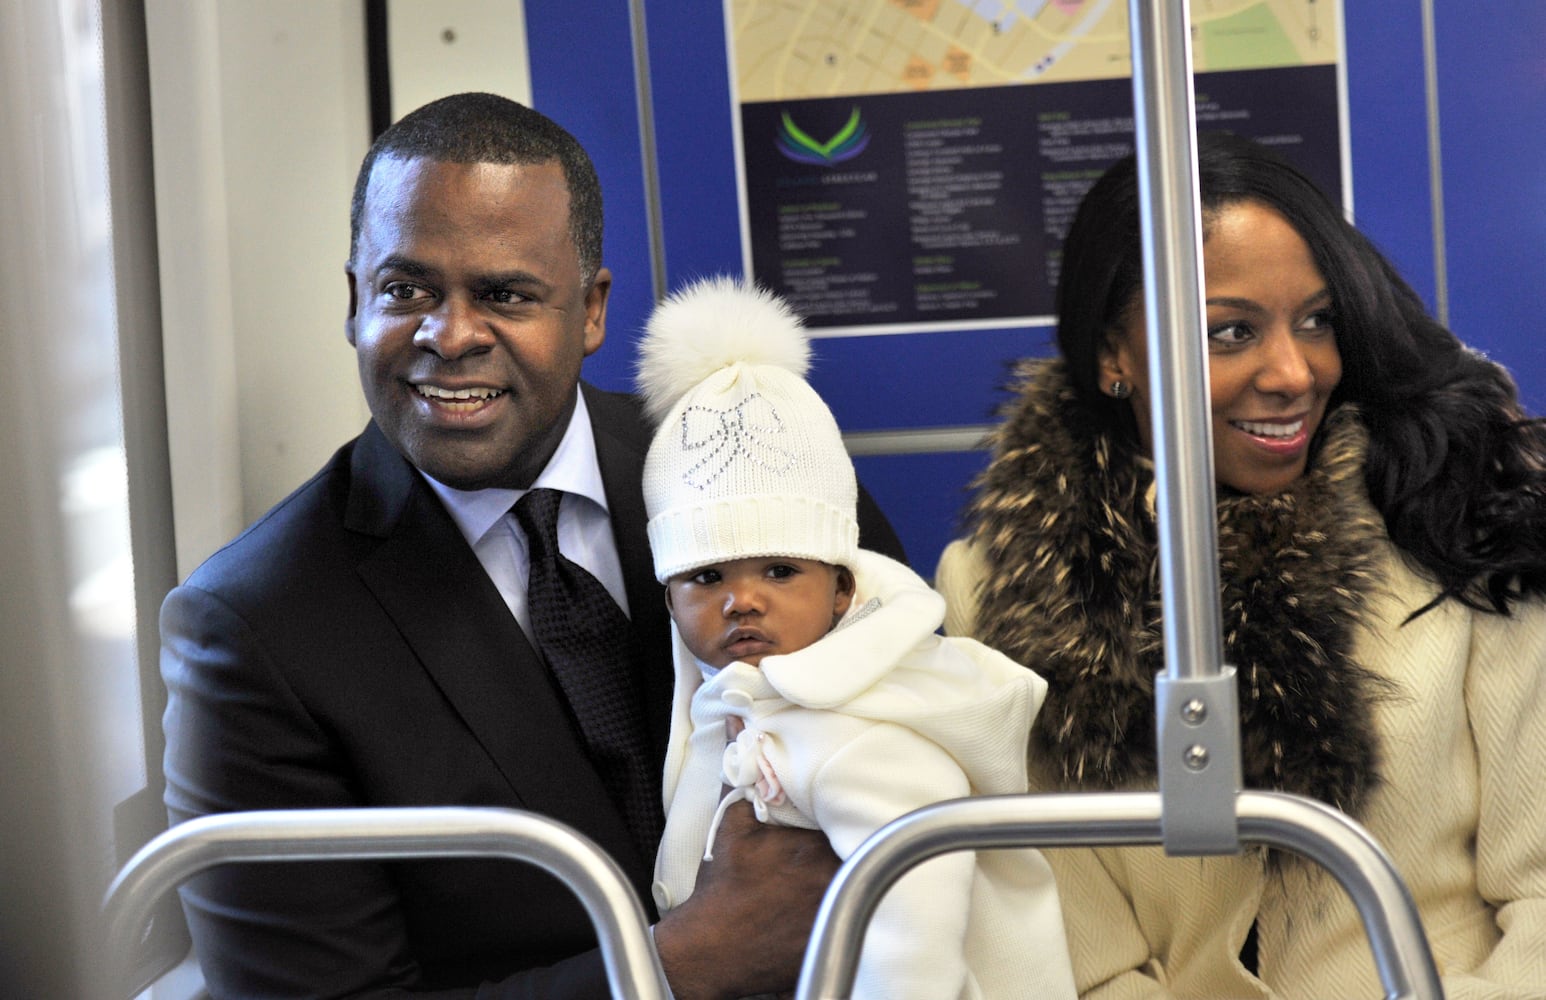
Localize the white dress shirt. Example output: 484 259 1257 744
423 390 631 647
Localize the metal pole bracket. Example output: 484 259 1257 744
1156 667 1242 854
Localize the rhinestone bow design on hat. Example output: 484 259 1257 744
677 393 795 490
638 278 861 582
513 488 663 862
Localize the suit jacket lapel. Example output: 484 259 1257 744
343 422 644 873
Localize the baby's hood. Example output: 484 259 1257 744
760 549 1045 795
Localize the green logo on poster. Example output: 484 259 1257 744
777 108 870 165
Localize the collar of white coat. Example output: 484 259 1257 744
758 549 945 710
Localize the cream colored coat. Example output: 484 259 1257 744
655 550 1078 999
937 536 1546 999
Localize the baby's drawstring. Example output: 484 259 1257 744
702 724 786 860
702 785 751 861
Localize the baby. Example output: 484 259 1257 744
637 277 1077 1000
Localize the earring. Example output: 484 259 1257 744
1109 380 1131 399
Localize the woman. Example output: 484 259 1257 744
935 131 1546 998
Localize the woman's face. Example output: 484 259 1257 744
1101 199 1343 495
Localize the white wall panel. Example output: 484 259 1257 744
388 0 531 117
147 0 372 574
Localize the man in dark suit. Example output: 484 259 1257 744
161 92 905 998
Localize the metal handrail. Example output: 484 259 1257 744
797 791 1443 1000
102 807 670 1000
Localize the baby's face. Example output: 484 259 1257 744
665 556 855 669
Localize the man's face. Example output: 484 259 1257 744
346 156 610 490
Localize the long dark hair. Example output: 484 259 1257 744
1056 131 1546 614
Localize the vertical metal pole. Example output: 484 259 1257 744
1419 0 1449 326
628 0 668 304
1127 0 1241 854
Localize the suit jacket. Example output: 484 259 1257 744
161 383 905 999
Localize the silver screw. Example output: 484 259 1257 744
1183 744 1210 770
1181 698 1207 724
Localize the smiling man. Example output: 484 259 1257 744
160 93 904 999
347 154 604 493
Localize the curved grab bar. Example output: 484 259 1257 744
796 791 1442 1000
103 806 669 1000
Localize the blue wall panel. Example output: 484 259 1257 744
1342 3 1436 308
526 0 656 392
530 1 1545 574
641 2 744 286
853 449 993 576
1435 2 1546 415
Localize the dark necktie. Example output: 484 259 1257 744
513 488 663 864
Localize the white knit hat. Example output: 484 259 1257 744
638 276 859 583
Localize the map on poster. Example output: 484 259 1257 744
726 0 1346 333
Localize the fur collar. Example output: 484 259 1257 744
966 359 1390 815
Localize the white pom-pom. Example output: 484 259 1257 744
635 276 810 422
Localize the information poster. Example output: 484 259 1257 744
726 0 1346 334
